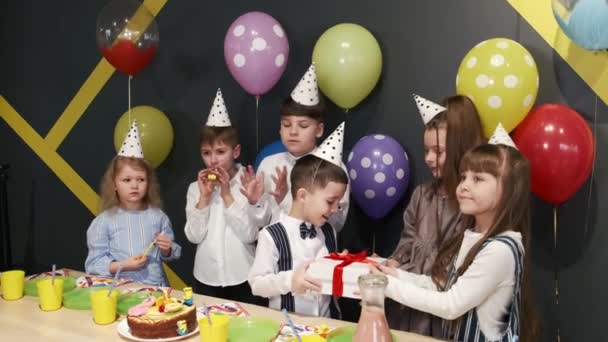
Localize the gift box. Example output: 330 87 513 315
306 252 386 299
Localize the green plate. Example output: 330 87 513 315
326 326 396 342
227 317 281 342
62 287 101 310
117 290 162 315
24 276 77 297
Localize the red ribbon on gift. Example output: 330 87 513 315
325 251 377 297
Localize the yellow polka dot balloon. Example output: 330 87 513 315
456 38 539 137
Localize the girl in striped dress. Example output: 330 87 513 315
375 139 538 341
85 122 181 286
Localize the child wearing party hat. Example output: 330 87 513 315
184 89 261 304
385 94 484 336
85 121 181 286
374 123 538 341
249 123 347 318
240 65 350 232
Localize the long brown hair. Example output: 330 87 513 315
99 156 162 212
424 95 484 207
431 144 539 341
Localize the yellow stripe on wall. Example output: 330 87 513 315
508 0 608 104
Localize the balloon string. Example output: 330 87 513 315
255 95 260 153
128 75 133 126
584 95 598 238
554 206 560 342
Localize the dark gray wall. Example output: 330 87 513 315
1 1 605 340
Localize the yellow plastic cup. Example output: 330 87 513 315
90 288 118 325
199 314 230 342
37 278 64 311
1 270 25 300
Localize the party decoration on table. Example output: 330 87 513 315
347 134 409 219
196 302 251 318
456 38 539 137
76 275 133 288
275 324 333 342
312 23 382 111
413 94 446 125
176 320 188 336
96 0 159 76
24 276 76 297
182 287 193 306
224 11 289 97
25 269 70 280
228 316 281 342
552 0 608 51
114 105 174 168
282 309 303 342
513 103 594 205
254 140 287 171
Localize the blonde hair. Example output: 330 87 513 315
98 156 162 212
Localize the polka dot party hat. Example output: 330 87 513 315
413 94 447 125
206 88 232 127
290 64 319 106
118 120 144 158
488 122 517 149
312 121 345 167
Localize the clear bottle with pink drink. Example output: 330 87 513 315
353 273 392 342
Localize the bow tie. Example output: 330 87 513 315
300 223 317 240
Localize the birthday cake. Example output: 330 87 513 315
126 287 197 339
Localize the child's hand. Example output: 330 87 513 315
386 259 400 268
291 260 322 295
369 263 398 277
197 169 217 199
123 255 148 271
154 232 172 257
240 168 265 205
270 166 288 205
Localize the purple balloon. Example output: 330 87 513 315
224 12 289 96
347 134 410 219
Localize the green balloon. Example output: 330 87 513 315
313 23 382 110
113 105 174 168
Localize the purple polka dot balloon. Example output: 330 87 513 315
224 12 289 96
347 134 409 219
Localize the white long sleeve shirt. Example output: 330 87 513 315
248 150 350 232
248 213 335 317
184 165 258 286
385 230 523 341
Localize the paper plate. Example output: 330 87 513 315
227 316 281 342
326 325 395 342
24 276 77 297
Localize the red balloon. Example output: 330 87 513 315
513 104 594 205
99 39 157 76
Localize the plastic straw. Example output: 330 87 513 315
282 308 302 342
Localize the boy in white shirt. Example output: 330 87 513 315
240 65 349 232
185 89 261 304
249 123 347 318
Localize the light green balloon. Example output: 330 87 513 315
313 23 382 110
113 105 174 168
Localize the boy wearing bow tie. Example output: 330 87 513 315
248 123 348 318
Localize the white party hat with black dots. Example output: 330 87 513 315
118 120 144 158
312 122 345 166
206 88 232 127
413 94 447 125
291 64 319 106
489 123 517 149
